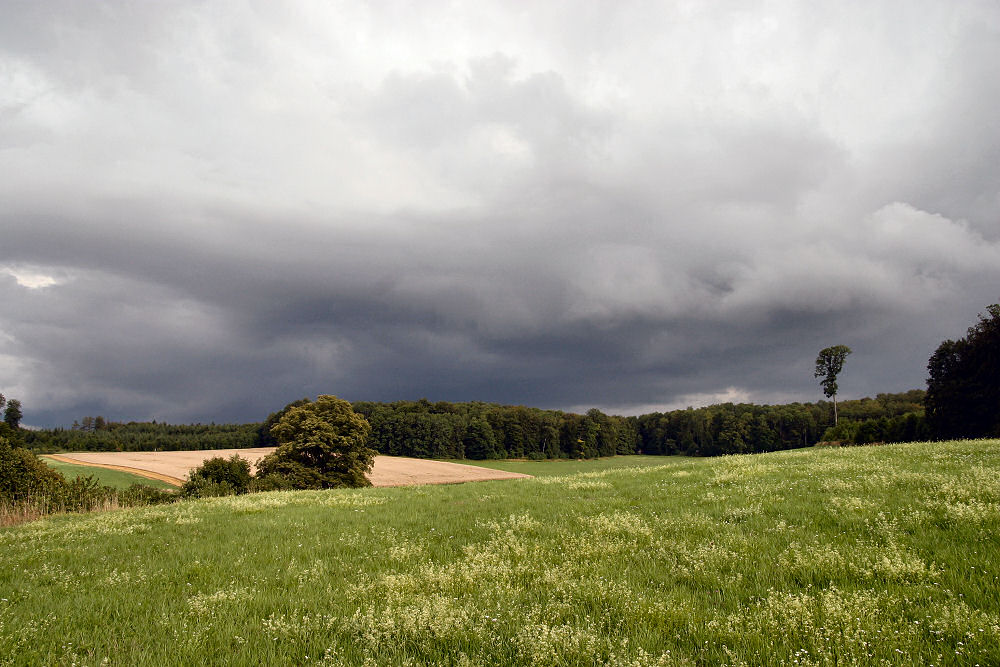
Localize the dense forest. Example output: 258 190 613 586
7 301 997 461
355 390 925 459
19 390 926 459
21 421 259 454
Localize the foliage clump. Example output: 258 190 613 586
462 417 498 460
256 397 311 448
0 435 67 502
256 395 375 489
814 345 852 424
2 435 175 524
182 454 254 497
926 302 1000 439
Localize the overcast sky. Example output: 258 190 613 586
2 1 999 427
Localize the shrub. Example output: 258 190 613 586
182 455 252 497
118 484 177 507
61 475 115 512
248 473 295 493
0 435 67 504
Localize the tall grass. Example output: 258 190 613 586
2 439 999 665
462 454 688 477
1 482 176 528
0 494 123 528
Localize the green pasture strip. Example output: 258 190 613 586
3 439 1000 666
453 454 682 476
41 457 176 490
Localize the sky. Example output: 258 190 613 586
2 1 999 427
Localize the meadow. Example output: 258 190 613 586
448 455 677 477
2 440 999 665
41 458 176 490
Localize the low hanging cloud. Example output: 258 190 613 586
2 1 999 426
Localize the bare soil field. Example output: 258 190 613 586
45 449 531 487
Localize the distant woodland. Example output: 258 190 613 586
10 301 998 460
20 390 926 459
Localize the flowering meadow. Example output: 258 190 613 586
2 440 999 665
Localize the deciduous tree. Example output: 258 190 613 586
3 399 23 430
463 417 497 460
256 395 374 489
815 345 852 425
926 303 1000 439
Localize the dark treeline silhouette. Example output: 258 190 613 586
22 421 259 454
814 389 927 445
20 390 926 458
926 303 1000 440
353 391 926 459
352 400 637 460
638 390 924 454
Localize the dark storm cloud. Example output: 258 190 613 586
2 1 999 425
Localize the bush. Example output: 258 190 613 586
820 412 929 446
0 436 67 503
820 420 861 443
248 473 295 493
61 475 115 512
118 484 177 507
182 455 252 497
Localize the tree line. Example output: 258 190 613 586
10 298 998 460
22 420 259 454
925 303 1000 440
350 392 926 459
351 400 638 460
17 391 929 459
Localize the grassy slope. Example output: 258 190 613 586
3 440 999 666
454 454 680 477
41 458 176 490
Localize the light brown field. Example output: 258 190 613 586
45 449 531 488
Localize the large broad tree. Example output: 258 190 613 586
256 395 375 489
256 397 311 447
925 304 1000 440
815 345 852 425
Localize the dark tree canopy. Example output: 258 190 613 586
257 395 375 489
257 397 311 448
814 345 852 424
814 345 852 400
926 303 1000 440
463 417 498 460
3 398 23 430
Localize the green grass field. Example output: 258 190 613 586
40 457 177 490
454 454 681 477
3 440 999 665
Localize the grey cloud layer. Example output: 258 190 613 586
2 1 999 425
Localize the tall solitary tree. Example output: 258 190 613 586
815 345 852 425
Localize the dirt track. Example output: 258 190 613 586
46 449 531 488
